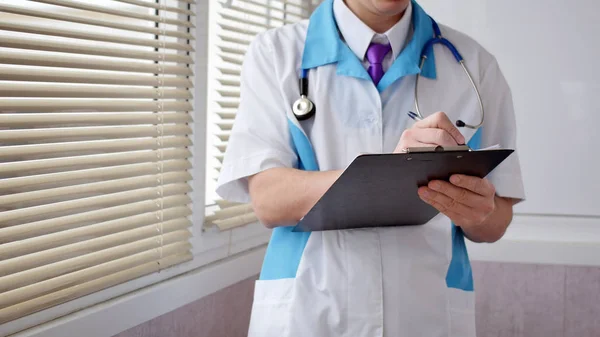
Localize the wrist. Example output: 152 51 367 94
463 196 512 243
299 169 343 219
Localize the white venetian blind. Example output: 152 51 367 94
204 0 318 231
0 0 195 324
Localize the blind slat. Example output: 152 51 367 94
217 78 241 87
0 184 191 224
0 230 191 279
29 0 195 28
0 172 192 207
0 253 192 325
217 22 261 36
0 137 192 159
113 0 195 16
227 4 296 25
0 125 191 142
0 36 194 64
214 212 258 231
0 148 191 175
0 207 191 261
216 100 239 109
219 12 269 29
217 89 241 98
218 46 246 57
0 67 193 87
216 122 234 131
215 144 227 153
0 85 193 99
213 203 253 219
217 67 241 76
0 112 192 127
233 0 310 13
0 160 191 191
0 229 190 291
0 195 191 244
0 50 194 75
0 3 194 40
215 111 236 119
219 53 244 66
0 100 192 113
218 34 251 47
0 21 194 52
0 241 191 308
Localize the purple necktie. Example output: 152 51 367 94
366 42 392 86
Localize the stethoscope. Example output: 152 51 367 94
292 18 485 129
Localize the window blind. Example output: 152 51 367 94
0 0 195 325
205 0 317 231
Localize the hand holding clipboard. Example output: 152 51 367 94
293 112 512 232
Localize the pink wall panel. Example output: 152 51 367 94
116 262 600 337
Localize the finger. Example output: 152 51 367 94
427 180 489 208
412 128 459 147
397 128 451 151
418 186 473 217
419 189 471 225
395 132 437 151
450 175 496 197
394 142 437 153
413 111 465 145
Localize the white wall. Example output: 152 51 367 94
415 0 600 266
417 0 600 217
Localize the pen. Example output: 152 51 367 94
407 111 422 122
407 111 468 146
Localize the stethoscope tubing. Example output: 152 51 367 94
413 19 484 129
294 18 485 130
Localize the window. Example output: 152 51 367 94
0 0 320 334
204 0 319 230
0 0 198 331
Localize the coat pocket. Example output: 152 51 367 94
447 287 477 337
247 278 295 337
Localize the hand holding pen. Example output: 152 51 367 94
395 111 466 152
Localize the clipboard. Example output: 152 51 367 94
292 145 513 232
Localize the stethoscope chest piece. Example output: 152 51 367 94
293 70 315 121
292 95 315 121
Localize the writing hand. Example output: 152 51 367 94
394 111 465 152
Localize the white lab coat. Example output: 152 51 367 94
216 0 525 336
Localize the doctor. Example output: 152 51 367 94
217 0 525 336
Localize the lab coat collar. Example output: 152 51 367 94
333 0 412 65
301 0 437 92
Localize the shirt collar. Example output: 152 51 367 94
301 0 437 91
333 0 413 62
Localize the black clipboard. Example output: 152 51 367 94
292 145 513 232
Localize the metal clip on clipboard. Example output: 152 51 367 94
402 145 472 153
